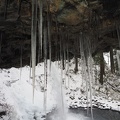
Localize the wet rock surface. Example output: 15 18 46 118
0 0 120 67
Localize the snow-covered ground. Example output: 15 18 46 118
0 64 55 120
0 60 120 120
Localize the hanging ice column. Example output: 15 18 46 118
80 32 89 114
86 35 94 120
47 0 52 75
31 0 37 102
43 20 48 114
38 0 43 63
79 32 94 119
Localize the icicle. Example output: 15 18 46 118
60 31 63 77
56 36 60 67
63 34 67 87
63 36 66 69
38 17 40 63
74 37 79 74
38 0 43 62
60 34 65 70
66 33 70 88
86 35 94 120
55 38 58 65
79 32 89 115
31 0 37 103
20 45 23 80
43 21 48 114
55 17 59 65
47 1 52 75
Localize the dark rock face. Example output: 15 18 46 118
0 0 120 68
101 0 119 12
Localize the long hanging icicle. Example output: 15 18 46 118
47 1 52 75
74 37 79 74
38 0 43 62
79 32 89 115
86 35 94 120
63 33 67 87
66 33 70 88
63 34 66 69
55 16 59 65
60 33 65 70
31 0 37 103
43 19 48 114
55 36 58 65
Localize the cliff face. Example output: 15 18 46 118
0 0 120 68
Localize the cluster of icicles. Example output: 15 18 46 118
31 0 50 114
19 0 95 119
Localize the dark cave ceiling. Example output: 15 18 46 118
0 0 120 68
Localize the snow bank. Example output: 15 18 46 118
0 60 120 120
